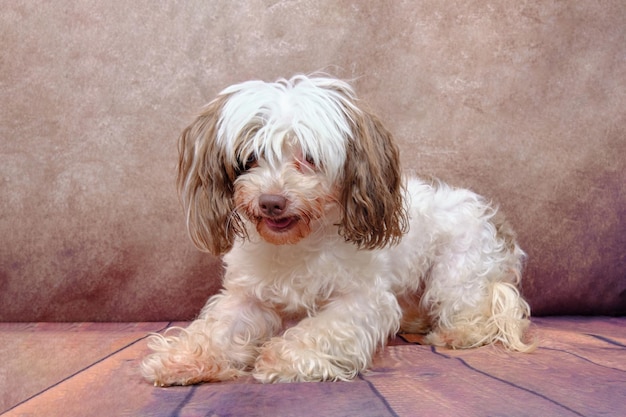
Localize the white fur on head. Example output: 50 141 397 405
217 75 357 181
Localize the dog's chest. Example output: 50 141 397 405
225 241 379 312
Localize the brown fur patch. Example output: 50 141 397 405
338 108 409 249
177 93 244 255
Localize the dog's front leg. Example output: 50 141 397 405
253 289 401 383
141 291 281 386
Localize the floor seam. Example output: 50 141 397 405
1 322 172 415
432 346 586 417
357 374 401 417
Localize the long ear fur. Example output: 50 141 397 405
339 109 408 249
177 94 243 255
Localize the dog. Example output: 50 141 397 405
142 75 534 386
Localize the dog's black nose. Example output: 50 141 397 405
259 194 287 217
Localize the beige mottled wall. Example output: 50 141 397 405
1 1 624 321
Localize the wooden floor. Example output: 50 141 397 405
1 317 625 417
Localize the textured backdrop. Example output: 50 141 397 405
1 1 624 321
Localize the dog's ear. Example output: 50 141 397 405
177 94 243 255
338 110 408 249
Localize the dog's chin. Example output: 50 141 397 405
255 216 311 245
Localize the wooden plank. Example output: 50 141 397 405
0 322 169 414
5 327 396 417
374 317 626 416
366 344 583 416
4 331 160 417
160 380 397 417
531 317 626 337
435 318 626 416
4 318 625 416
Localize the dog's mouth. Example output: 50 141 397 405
251 212 312 245
263 216 299 232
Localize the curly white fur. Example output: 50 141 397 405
142 75 534 386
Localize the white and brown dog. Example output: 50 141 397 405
142 75 534 386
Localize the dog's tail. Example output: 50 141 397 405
423 281 536 352
486 281 536 352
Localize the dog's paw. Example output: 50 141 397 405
141 333 245 386
252 337 360 383
141 352 204 387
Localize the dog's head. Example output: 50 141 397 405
178 75 408 255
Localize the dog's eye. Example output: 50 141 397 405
296 153 318 173
238 154 257 172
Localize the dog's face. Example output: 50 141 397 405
177 75 407 255
233 140 338 246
